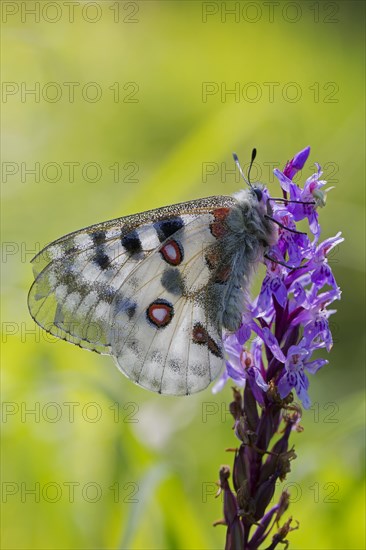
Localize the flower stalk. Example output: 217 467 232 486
214 147 342 549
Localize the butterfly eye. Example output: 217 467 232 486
254 188 263 201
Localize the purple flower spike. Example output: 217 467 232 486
215 147 342 549
283 146 311 179
219 146 341 406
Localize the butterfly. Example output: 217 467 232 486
28 151 297 396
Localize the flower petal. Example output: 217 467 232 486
261 327 286 362
226 361 246 386
236 322 251 345
293 282 307 307
212 370 229 394
270 277 288 307
273 169 293 193
286 344 309 362
257 276 273 313
278 369 311 409
305 358 328 374
277 370 296 398
311 263 337 289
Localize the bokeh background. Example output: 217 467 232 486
2 1 365 548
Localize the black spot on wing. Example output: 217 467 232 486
125 302 137 320
62 246 77 258
94 250 111 270
154 217 184 242
121 230 142 255
114 297 137 319
161 268 185 296
91 231 106 246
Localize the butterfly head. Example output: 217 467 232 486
249 183 273 216
233 150 269 209
247 182 271 209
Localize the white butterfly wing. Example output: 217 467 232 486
28 197 235 369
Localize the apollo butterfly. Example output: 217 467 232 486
28 150 308 395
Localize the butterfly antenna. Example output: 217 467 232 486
233 149 256 190
247 147 257 186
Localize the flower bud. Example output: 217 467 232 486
217 466 245 549
243 383 259 431
283 146 310 179
232 444 248 492
253 475 277 520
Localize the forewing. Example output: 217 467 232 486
28 196 235 357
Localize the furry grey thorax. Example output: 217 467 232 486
216 187 277 332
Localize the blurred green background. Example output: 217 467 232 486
1 1 365 549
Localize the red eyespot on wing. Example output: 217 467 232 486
192 323 208 344
147 299 174 328
210 208 230 239
159 240 184 266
